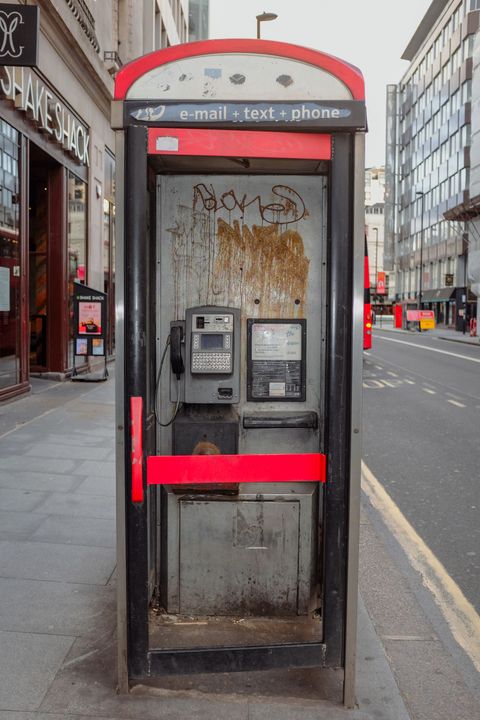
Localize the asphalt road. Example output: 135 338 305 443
362 329 480 613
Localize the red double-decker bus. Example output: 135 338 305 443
364 238 372 350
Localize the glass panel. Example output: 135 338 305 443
0 121 20 389
104 151 115 355
68 173 87 366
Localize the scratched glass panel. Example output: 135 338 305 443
157 174 326 453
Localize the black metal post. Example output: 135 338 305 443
323 133 353 667
124 125 149 680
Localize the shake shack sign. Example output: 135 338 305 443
0 66 90 166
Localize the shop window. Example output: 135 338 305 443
104 150 115 355
0 120 21 391
68 172 87 366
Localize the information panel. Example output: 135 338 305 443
73 282 107 357
247 319 306 401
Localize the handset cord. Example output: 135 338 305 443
154 335 182 427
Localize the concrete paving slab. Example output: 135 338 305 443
359 521 434 638
0 711 70 719
355 599 410 720
30 514 116 547
32 492 115 519
25 443 111 461
70 426 116 438
0 630 73 712
247 701 372 719
44 433 111 447
68 402 115 418
73 460 115 477
0 540 115 585
0 510 45 540
0 470 80 493
0 431 37 443
0 456 76 474
0 577 115 638
0 716 129 720
0 381 90 437
39 640 248 720
0 489 49 513
384 638 480 720
75 474 115 497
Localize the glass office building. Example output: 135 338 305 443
386 0 480 329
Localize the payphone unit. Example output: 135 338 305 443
180 305 240 404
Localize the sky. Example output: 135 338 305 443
208 0 433 167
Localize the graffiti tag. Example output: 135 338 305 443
193 184 307 225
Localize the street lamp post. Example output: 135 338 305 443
416 191 425 331
256 11 278 38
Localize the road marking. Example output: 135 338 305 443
362 460 480 673
375 365 383 370
447 399 466 408
363 379 387 389
387 371 398 377
404 379 415 385
381 635 435 642
422 387 436 395
378 336 480 364
380 379 401 388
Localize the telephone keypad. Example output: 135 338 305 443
191 352 231 372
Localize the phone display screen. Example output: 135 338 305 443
201 334 224 350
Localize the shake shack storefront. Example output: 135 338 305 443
0 66 90 400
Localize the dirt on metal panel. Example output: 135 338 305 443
165 178 312 321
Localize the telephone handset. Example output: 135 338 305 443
169 305 240 405
169 324 185 379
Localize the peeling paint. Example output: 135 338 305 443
204 68 222 79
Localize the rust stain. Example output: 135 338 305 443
167 184 310 320
211 219 309 318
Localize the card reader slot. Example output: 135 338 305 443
243 411 318 429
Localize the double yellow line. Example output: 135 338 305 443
362 461 480 673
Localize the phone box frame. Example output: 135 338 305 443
113 38 365 708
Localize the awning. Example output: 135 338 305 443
421 287 455 302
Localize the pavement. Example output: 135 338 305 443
0 371 476 719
